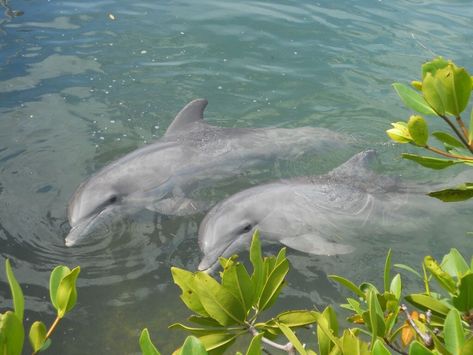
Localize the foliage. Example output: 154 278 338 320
0 259 80 355
141 233 473 354
387 57 473 201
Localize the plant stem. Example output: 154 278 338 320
400 304 433 347
425 145 473 161
383 337 408 355
249 326 296 354
456 115 470 143
438 114 473 153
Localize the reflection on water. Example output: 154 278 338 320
1 0 473 353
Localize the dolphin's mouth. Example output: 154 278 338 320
65 211 109 247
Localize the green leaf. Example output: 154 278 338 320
250 231 265 302
423 64 472 116
371 339 390 355
139 328 161 355
49 266 72 310
198 332 239 353
405 294 451 316
392 83 437 115
258 249 289 311
187 316 222 328
277 322 307 355
328 275 365 298
168 323 230 336
394 263 422 279
171 267 209 317
340 329 370 354
444 309 465 354
0 311 24 355
402 153 459 169
387 121 413 144
424 256 456 293
368 290 385 339
193 272 246 326
452 273 473 312
441 248 469 278
383 249 392 293
263 310 318 328
461 336 473 355
180 336 208 355
408 115 429 146
29 321 47 353
245 334 263 355
317 307 338 355
409 340 435 355
54 266 80 318
428 183 473 202
432 131 464 148
5 259 24 321
422 57 449 79
221 261 254 313
390 274 402 300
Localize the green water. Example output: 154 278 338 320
1 0 473 353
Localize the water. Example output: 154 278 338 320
1 0 473 353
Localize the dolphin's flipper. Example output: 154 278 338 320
165 99 208 136
147 197 208 216
280 234 354 256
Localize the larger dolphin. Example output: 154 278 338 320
66 99 349 246
197 150 450 272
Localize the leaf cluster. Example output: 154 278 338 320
141 239 473 355
387 57 473 201
1 260 80 355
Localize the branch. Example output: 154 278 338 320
438 114 473 154
456 116 470 143
401 304 433 347
249 326 296 354
425 145 473 161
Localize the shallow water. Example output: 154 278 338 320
1 0 473 353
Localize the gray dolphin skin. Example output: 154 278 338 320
66 99 349 246
197 150 445 272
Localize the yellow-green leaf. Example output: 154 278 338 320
444 309 465 354
424 256 456 293
55 266 80 318
5 260 24 321
0 311 24 355
29 321 47 353
407 115 429 146
139 328 161 355
193 272 246 326
245 334 263 355
392 83 436 115
277 322 307 355
386 122 412 143
171 267 209 317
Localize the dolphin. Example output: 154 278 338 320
66 99 349 246
197 150 450 272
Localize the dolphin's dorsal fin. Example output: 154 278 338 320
327 150 377 181
165 99 208 136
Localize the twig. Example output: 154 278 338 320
426 145 473 161
456 116 470 143
249 326 296 354
383 337 408 355
438 114 473 154
401 304 433 347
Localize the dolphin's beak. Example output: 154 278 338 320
198 257 220 274
64 216 96 247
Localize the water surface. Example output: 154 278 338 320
1 0 473 353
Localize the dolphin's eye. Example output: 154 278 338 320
109 195 118 204
241 224 252 233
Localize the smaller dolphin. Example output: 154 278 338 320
66 99 349 246
197 150 447 272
